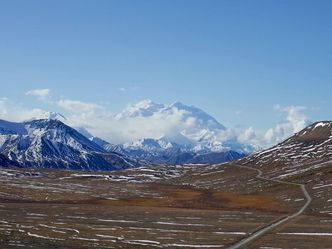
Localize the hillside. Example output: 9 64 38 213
241 121 332 179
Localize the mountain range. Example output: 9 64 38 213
113 100 246 152
0 100 257 169
88 100 255 165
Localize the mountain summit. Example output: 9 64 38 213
99 100 256 164
115 100 165 119
116 99 225 130
113 100 253 154
0 119 136 170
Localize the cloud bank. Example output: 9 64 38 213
0 97 46 121
0 90 312 149
264 105 310 145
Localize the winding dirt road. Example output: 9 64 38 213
226 164 312 249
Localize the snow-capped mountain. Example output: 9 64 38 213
24 111 68 123
80 99 255 164
124 138 182 151
0 100 256 168
104 138 188 164
114 100 254 154
42 111 67 122
104 137 245 165
0 119 136 170
116 100 225 130
115 100 166 119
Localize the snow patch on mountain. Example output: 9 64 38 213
0 119 135 170
113 100 253 154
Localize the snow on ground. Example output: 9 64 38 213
278 232 332 236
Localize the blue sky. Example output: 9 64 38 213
0 0 331 138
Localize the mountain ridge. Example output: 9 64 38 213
108 100 256 159
0 119 136 170
0 100 261 169
240 120 332 179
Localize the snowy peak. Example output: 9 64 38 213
114 100 230 152
107 100 255 160
104 136 245 165
133 138 163 148
23 119 105 153
42 112 67 122
0 118 134 170
167 101 225 130
123 138 180 151
159 132 193 147
133 99 164 111
115 99 225 131
24 111 67 123
115 100 165 119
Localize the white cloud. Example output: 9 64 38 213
52 102 313 152
264 105 310 145
57 99 102 113
55 101 312 149
230 105 312 149
0 97 46 122
239 127 256 142
25 88 50 100
65 107 196 144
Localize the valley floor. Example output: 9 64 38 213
0 162 331 248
